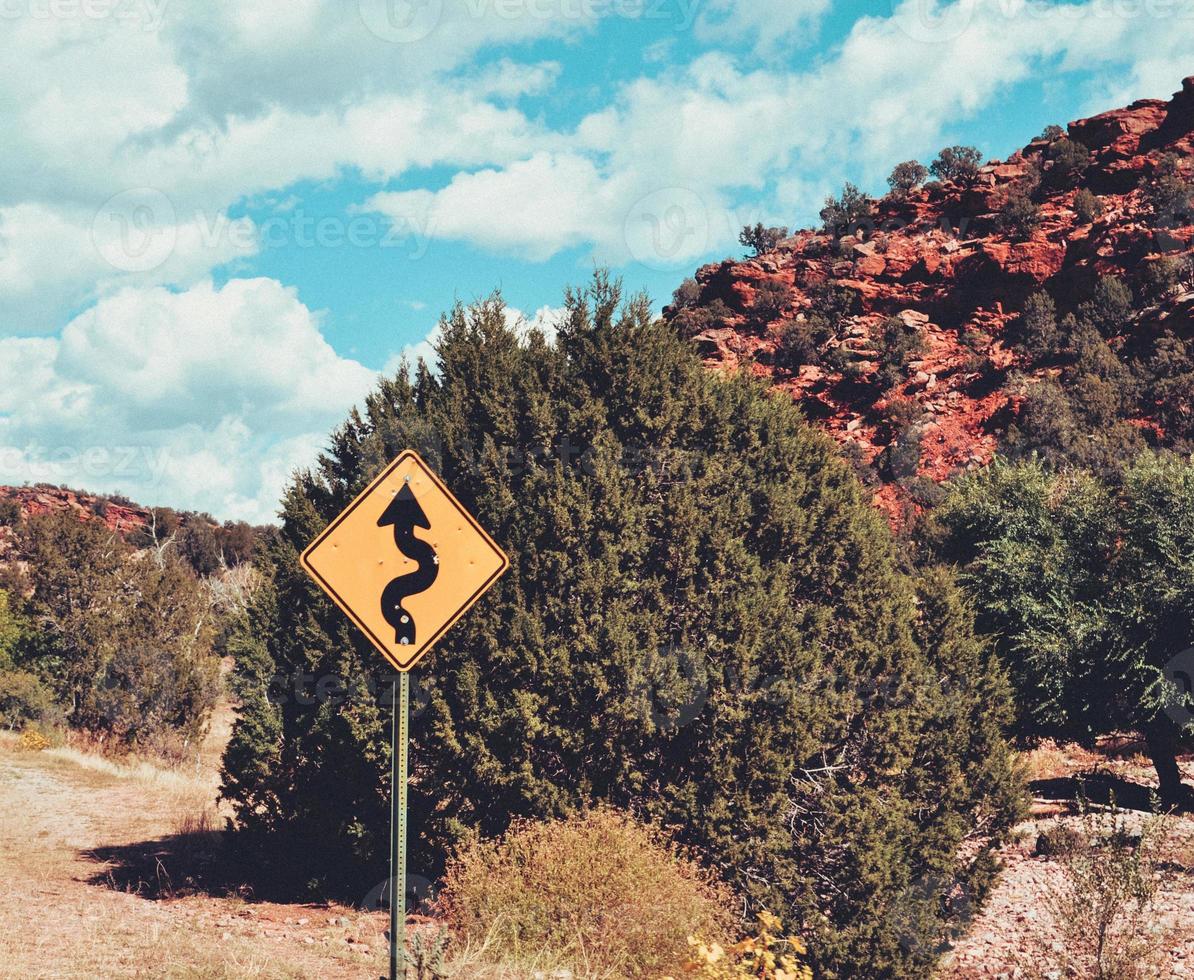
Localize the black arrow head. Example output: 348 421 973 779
377 482 431 530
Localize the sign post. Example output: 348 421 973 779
390 673 409 980
299 450 509 978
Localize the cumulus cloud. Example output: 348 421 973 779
695 0 830 58
3 0 1190 521
0 279 378 522
364 1 1194 261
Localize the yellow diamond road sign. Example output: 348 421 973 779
300 450 509 672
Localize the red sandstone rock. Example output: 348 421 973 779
669 79 1194 528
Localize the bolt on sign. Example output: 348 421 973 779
300 449 509 672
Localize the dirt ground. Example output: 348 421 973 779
941 740 1194 979
0 734 395 979
2 713 1193 978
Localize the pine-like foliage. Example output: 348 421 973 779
221 273 1022 977
929 454 1194 805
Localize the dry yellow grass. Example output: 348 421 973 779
0 704 599 979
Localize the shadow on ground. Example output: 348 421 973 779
83 827 240 900
82 829 409 909
1030 771 1194 813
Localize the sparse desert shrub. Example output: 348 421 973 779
888 160 928 198
438 808 733 979
879 420 925 481
751 279 789 322
1041 137 1090 192
995 189 1040 240
871 316 927 389
1034 822 1082 857
1074 187 1103 223
671 297 733 339
1016 290 1060 360
808 280 860 327
776 316 829 370
671 911 812 980
1143 152 1192 223
1141 255 1187 301
819 182 875 236
1041 799 1172 980
671 276 702 309
18 727 49 752
739 223 788 256
0 500 20 526
930 145 983 186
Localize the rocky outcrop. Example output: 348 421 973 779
0 485 150 535
668 77 1194 526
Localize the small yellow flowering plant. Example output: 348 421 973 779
666 910 813 980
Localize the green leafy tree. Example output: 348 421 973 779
222 273 1022 978
819 183 874 236
930 146 983 186
0 590 54 730
15 511 220 748
995 190 1041 241
1015 291 1060 360
739 223 788 256
887 161 928 198
1076 275 1134 339
929 454 1194 805
1146 330 1194 445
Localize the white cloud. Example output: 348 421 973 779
0 278 378 522
695 0 830 59
366 1 1193 262
2 0 1190 523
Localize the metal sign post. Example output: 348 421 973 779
390 673 410 980
298 451 508 980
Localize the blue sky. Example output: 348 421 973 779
1 0 1191 521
